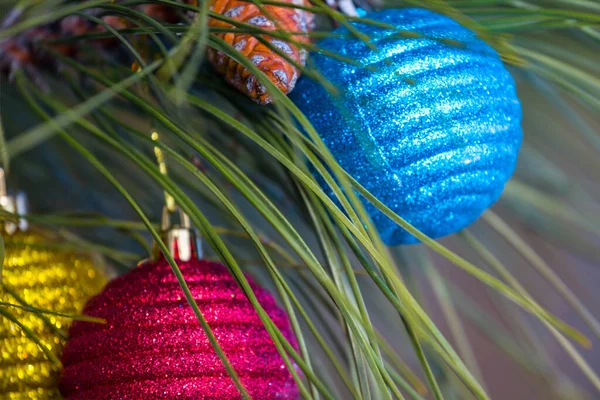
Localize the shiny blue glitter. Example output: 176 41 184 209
290 8 523 245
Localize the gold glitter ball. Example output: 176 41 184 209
1 231 107 399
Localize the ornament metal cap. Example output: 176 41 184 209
0 168 29 234
151 205 202 262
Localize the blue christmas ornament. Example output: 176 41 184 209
290 8 523 245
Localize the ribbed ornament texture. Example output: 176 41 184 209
59 258 300 399
290 8 523 245
208 0 313 103
0 231 106 399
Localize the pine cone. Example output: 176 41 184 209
208 0 313 104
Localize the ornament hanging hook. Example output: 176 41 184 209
150 132 202 262
0 168 6 199
0 168 29 234
152 131 176 213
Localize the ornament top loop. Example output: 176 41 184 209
0 168 29 234
160 204 191 231
152 205 202 262
149 130 201 262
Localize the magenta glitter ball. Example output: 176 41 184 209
59 258 300 399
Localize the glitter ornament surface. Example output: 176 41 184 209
0 231 106 399
290 8 523 245
59 258 300 399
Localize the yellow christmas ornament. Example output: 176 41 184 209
1 174 107 399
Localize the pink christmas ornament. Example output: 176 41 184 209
59 257 300 399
